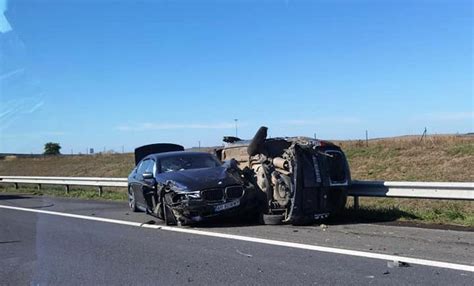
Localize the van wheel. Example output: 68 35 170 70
262 214 283 225
329 189 348 215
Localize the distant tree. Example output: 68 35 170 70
44 142 61 155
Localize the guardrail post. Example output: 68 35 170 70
98 186 103 197
37 184 42 191
14 183 18 189
65 185 70 194
354 196 359 210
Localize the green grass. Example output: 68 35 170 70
0 185 127 201
446 142 474 157
342 197 474 227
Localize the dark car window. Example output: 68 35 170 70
159 154 221 173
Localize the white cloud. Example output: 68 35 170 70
0 96 45 129
26 101 45 113
0 68 25 81
116 122 237 131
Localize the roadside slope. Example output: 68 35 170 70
1 135 472 181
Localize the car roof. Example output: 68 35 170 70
142 151 215 161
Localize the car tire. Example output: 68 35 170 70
128 187 138 212
162 194 178 226
163 205 177 225
262 214 283 225
245 210 264 224
247 126 268 156
329 188 348 215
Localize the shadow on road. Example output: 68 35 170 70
186 207 420 229
326 207 420 226
0 194 32 201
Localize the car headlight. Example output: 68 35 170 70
185 191 201 199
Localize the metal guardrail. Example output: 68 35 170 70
0 176 127 196
1 176 473 205
349 180 474 209
0 176 127 182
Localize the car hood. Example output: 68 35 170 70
156 166 242 191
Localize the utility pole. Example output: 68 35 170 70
365 130 369 147
122 145 124 154
420 127 427 142
198 141 201 150
234 119 238 137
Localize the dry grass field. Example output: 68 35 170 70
338 135 474 182
1 135 472 180
1 135 473 226
0 153 135 177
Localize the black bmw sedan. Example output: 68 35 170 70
128 144 262 225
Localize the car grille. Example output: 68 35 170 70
225 186 244 199
201 188 224 201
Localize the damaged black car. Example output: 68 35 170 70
218 126 351 225
127 143 263 225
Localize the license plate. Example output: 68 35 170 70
214 200 240 212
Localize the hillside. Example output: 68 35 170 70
338 135 474 182
1 135 473 181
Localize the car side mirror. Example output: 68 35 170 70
142 172 154 179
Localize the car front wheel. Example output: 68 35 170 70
162 193 178 225
128 187 138 212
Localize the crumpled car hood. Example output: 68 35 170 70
156 166 241 192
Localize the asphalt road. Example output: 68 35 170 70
0 193 472 285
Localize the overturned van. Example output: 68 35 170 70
218 127 351 225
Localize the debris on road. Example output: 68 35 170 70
140 220 156 226
236 249 253 258
387 260 410 268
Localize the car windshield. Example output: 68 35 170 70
159 154 221 173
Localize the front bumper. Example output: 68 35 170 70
172 188 261 224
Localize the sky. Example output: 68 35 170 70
0 0 472 154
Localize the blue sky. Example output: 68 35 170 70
0 0 472 154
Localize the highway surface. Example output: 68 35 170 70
0 193 472 285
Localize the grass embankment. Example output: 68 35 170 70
338 135 474 227
1 135 473 227
0 185 127 201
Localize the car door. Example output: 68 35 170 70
130 160 145 199
139 159 157 208
133 159 151 208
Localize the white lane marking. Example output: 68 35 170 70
1 204 473 273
